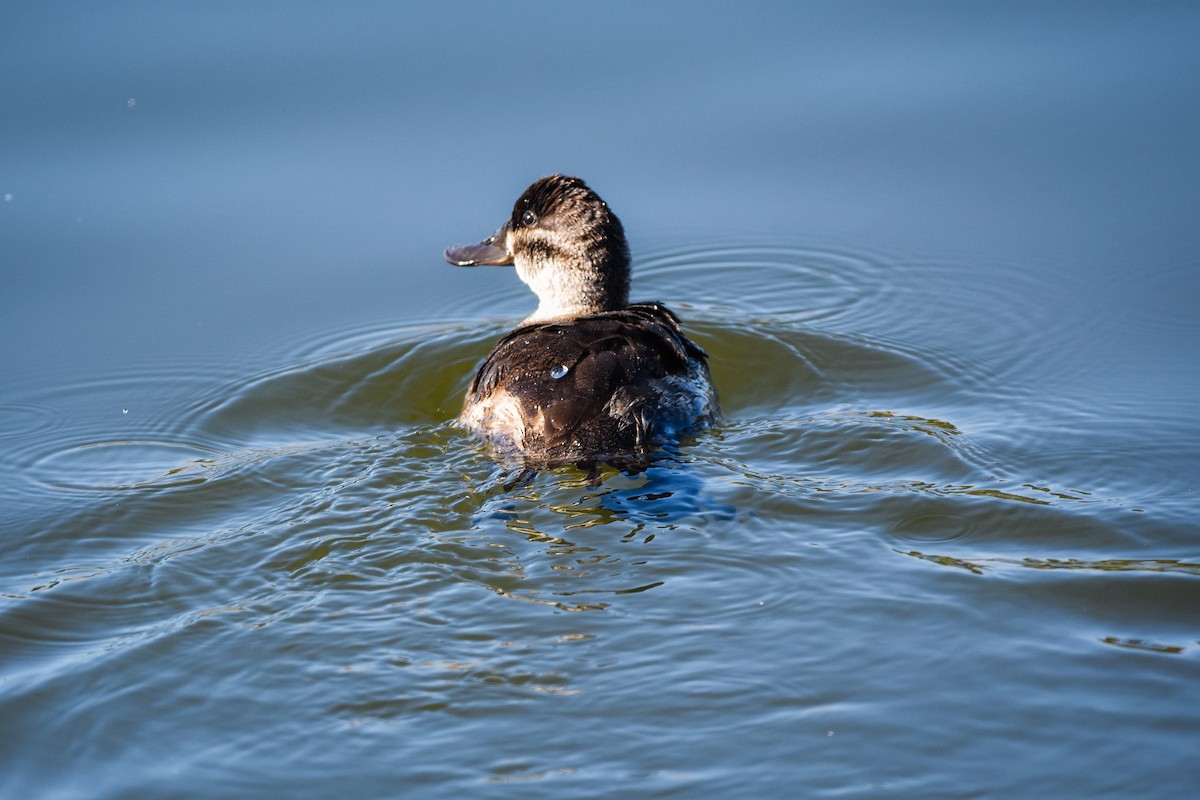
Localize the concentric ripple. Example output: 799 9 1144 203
0 402 61 441
4 239 1196 800
29 439 224 493
637 242 896 328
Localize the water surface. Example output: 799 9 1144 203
2 3 1199 798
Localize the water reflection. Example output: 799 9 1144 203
1099 637 1186 655
3 241 1173 567
4 240 1199 798
902 553 1200 577
6 1 1200 794
468 461 736 611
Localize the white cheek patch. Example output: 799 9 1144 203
511 229 606 324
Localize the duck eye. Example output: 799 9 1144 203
520 209 537 227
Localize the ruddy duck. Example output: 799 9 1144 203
445 175 718 467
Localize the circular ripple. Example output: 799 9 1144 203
31 439 223 493
637 242 894 327
892 510 976 544
188 322 493 448
282 318 480 363
0 402 61 440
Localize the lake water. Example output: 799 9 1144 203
3 3 1199 798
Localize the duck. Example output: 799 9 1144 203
445 174 719 468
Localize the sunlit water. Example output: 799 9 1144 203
4 243 1198 798
4 3 1200 798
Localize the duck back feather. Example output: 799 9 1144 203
461 302 716 466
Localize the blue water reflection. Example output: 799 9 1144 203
3 3 1199 798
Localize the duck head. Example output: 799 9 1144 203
445 175 631 324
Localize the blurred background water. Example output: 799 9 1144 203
2 2 1199 798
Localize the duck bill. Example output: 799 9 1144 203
443 222 513 266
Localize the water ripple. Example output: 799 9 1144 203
187 323 491 448
638 242 896 328
5 240 1175 559
1 241 1194 800
29 439 224 493
0 402 61 441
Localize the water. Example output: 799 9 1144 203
3 3 1200 798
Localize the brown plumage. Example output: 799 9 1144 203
445 176 718 467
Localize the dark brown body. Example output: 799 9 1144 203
460 303 717 467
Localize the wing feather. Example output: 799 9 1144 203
463 304 715 464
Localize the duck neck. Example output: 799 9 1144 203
517 257 630 325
